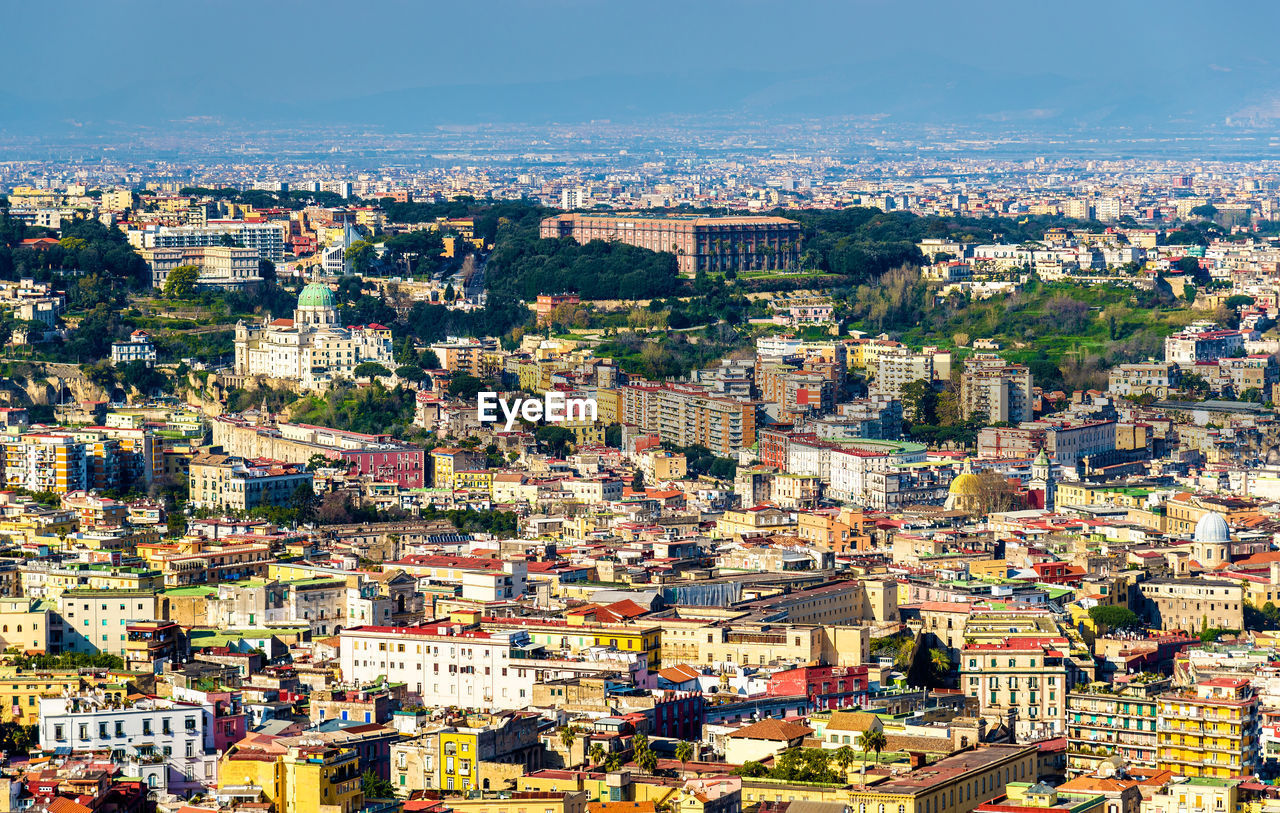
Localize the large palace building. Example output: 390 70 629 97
539 212 802 276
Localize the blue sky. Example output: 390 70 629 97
6 0 1280 130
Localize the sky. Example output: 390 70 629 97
5 0 1280 133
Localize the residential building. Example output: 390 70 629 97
188 454 312 511
961 355 1033 424
1066 675 1169 775
111 331 157 366
1156 678 1260 779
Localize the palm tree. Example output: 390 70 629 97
589 742 607 768
833 745 856 777
636 748 659 774
857 729 888 772
674 740 694 774
559 727 577 765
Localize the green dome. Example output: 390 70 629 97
297 282 336 310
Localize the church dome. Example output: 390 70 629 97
1194 512 1230 544
949 472 982 497
297 282 337 310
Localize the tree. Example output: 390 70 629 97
928 648 952 684
360 769 395 799
345 240 377 275
589 742 608 767
353 362 392 379
559 727 577 751
733 761 769 778
290 483 317 523
636 748 659 774
395 365 430 383
857 729 887 771
901 379 939 424
536 425 575 458
1088 605 1141 631
308 453 335 472
833 745 857 777
163 264 201 299
674 740 694 773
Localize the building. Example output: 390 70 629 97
1065 675 1169 775
234 282 395 392
961 355 1033 424
111 331 157 367
339 624 539 710
57 589 164 656
1156 678 1260 779
431 336 501 376
188 454 313 511
141 221 288 262
3 433 87 493
217 741 363 813
143 245 262 291
1108 362 1182 398
540 212 802 276
1136 578 1244 632
739 744 1038 813
1164 327 1245 364
38 695 218 793
212 416 426 489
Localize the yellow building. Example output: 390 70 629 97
0 670 84 724
218 743 363 813
454 470 495 495
0 597 53 653
1157 678 1260 779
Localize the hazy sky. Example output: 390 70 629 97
6 0 1280 130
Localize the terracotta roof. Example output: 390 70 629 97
726 718 812 742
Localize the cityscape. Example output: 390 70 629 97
6 4 1280 813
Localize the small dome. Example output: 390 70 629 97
297 282 337 310
1033 448 1051 466
1194 512 1230 544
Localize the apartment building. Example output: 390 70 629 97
39 695 217 794
1164 327 1245 364
654 384 758 457
431 336 501 376
338 624 538 710
962 637 1077 740
188 454 313 511
56 588 164 656
1137 578 1244 632
142 245 261 290
1108 362 1182 397
960 355 1033 424
1065 675 1169 775
2 433 87 493
540 212 802 276
140 221 288 262
110 330 157 366
1156 677 1260 779
874 347 952 402
217 742 363 813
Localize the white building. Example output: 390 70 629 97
38 695 218 793
139 222 287 262
233 282 395 392
111 330 157 367
339 624 537 710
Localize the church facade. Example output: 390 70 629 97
234 281 394 392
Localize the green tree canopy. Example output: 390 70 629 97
163 265 201 299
